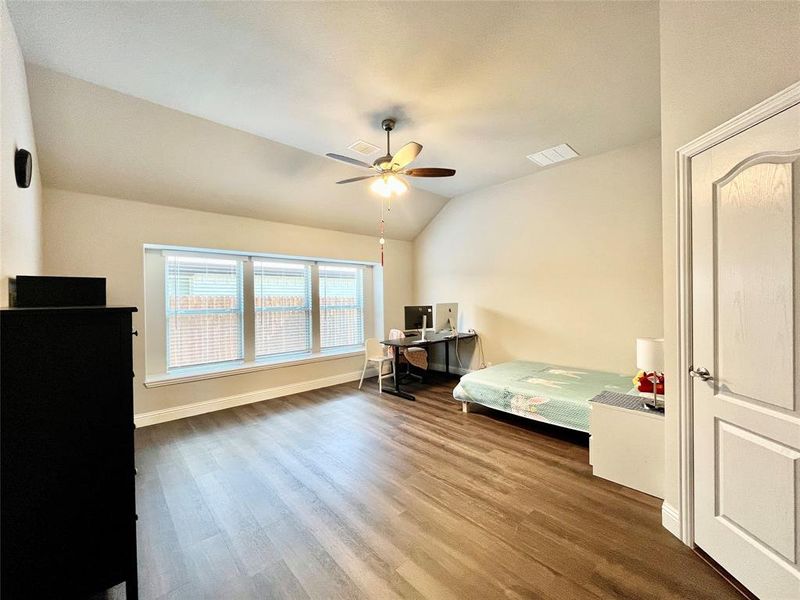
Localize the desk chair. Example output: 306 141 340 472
388 329 428 382
359 338 396 393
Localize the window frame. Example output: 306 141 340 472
144 246 378 386
318 263 366 352
164 253 245 371
253 259 314 361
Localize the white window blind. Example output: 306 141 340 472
165 255 243 370
319 265 364 350
254 260 312 358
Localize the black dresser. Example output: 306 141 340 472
1 306 138 599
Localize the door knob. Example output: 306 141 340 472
689 366 713 381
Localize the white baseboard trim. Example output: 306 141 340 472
135 367 377 427
428 362 473 376
661 502 681 539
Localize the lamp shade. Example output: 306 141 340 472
636 337 664 372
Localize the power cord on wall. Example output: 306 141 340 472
464 328 487 370
454 330 463 369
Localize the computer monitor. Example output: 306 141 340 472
404 305 433 331
435 303 458 332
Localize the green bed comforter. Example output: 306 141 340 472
453 361 632 432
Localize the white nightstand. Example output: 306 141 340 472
589 392 664 499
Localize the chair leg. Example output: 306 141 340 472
393 361 397 388
358 357 368 389
378 362 383 394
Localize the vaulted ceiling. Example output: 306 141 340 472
9 1 660 239
24 65 448 240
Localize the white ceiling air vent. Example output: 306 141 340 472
347 139 380 156
526 143 579 167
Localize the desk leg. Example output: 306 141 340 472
383 349 415 401
445 341 450 375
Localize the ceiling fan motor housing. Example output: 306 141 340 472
374 154 394 169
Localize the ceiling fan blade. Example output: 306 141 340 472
390 142 422 170
403 167 456 177
336 175 378 184
326 153 373 169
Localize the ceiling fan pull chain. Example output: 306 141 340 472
379 197 386 266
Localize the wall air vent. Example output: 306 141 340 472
347 139 380 156
526 143 579 167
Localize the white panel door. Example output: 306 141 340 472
692 102 800 600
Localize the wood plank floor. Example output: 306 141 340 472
133 377 740 600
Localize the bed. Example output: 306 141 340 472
453 361 632 433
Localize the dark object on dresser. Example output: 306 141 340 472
10 275 107 308
0 305 139 599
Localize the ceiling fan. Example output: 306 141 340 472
326 118 455 197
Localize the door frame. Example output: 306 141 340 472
674 80 800 547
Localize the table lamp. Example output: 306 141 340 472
636 337 664 411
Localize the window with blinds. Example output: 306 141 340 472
319 265 364 350
150 247 374 379
165 255 244 370
254 260 312 358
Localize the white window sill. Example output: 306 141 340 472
144 348 364 388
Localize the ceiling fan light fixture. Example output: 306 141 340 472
390 175 408 196
370 174 408 198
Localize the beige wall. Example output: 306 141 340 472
43 188 413 415
0 1 41 304
659 1 800 513
414 137 662 374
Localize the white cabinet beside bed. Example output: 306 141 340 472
589 394 664 499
